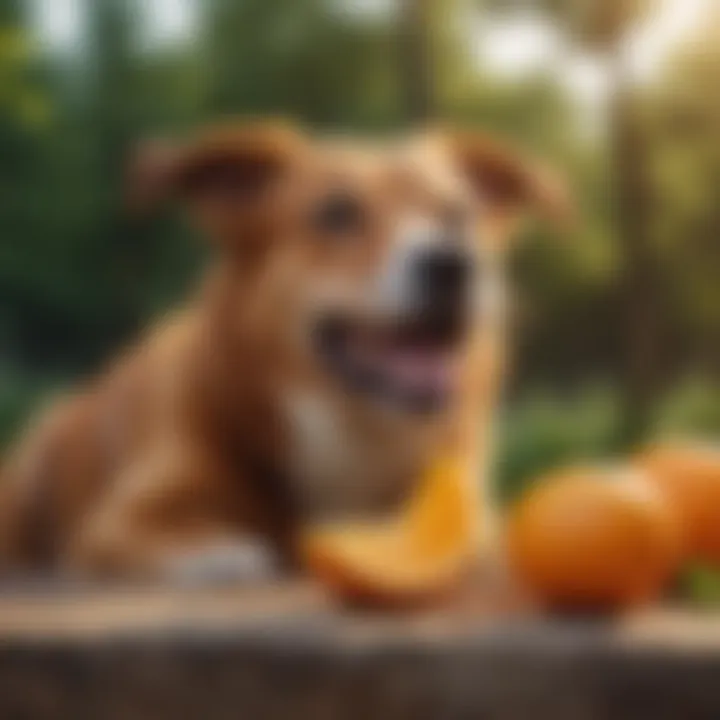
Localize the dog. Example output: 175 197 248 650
0 122 567 582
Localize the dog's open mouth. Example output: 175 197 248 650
313 314 466 413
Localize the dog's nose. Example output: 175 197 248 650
410 244 474 335
416 245 473 303
420 246 471 292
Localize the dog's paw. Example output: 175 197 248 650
163 540 279 587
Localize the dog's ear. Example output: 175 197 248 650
175 121 301 200
177 121 304 248
128 121 304 247
445 130 573 242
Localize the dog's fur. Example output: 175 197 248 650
0 123 567 581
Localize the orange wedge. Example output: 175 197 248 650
301 457 479 605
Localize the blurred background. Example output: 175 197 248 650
0 0 717 500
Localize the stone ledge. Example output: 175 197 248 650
0 581 718 720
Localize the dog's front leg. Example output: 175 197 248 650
64 450 283 585
160 537 279 587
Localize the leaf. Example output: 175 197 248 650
679 563 720 607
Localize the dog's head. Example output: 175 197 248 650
133 122 569 416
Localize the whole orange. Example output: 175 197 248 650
507 466 682 611
635 443 720 565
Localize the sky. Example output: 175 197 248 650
474 0 713 119
476 0 712 78
32 0 713 109
32 0 198 49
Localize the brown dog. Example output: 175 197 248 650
0 122 567 582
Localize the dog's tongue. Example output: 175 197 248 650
381 348 454 394
347 328 457 398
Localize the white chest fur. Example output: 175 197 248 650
283 391 430 520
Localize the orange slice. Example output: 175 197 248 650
301 457 479 605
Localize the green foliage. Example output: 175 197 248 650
495 387 620 502
0 28 49 126
644 26 720 347
653 379 720 439
0 365 64 449
678 564 720 609
203 0 403 128
496 377 720 503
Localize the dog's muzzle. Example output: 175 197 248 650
312 233 477 414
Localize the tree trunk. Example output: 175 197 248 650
398 0 437 122
608 45 660 448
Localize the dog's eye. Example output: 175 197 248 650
313 193 365 235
